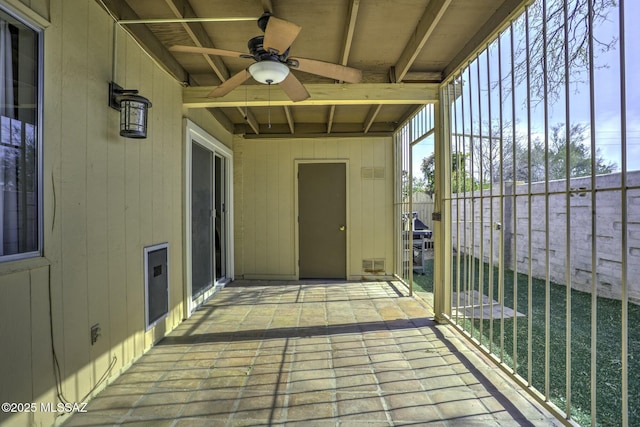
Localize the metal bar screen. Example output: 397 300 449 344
439 0 638 425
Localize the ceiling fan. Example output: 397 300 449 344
169 12 362 102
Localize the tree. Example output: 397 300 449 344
412 177 427 193
421 152 479 195
539 123 617 181
450 152 478 193
401 170 430 198
421 154 435 195
471 121 617 184
508 0 617 106
423 120 617 195
470 121 530 185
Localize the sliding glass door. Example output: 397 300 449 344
191 142 215 299
186 120 232 312
214 154 225 280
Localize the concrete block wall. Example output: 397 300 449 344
451 170 640 303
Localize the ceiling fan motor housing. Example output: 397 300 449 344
248 36 289 62
257 12 271 32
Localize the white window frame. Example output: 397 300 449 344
0 2 44 263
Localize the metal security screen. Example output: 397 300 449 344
394 105 436 294
441 0 639 425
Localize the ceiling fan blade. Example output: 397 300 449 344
263 16 302 54
279 73 310 102
169 45 247 58
289 57 362 83
208 68 251 97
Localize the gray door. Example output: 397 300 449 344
298 163 346 279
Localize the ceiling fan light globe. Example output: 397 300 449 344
249 61 289 84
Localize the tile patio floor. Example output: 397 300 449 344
62 280 561 427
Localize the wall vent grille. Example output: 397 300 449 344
362 259 385 274
361 167 385 179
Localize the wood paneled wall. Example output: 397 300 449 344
0 1 226 425
234 136 394 280
9 0 49 21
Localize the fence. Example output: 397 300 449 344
410 192 434 230
451 170 640 304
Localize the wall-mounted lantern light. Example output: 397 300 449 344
109 82 152 138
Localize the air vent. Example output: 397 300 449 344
361 167 385 179
144 243 169 330
362 258 385 274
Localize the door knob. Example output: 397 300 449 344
339 225 346 231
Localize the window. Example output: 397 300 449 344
0 6 41 260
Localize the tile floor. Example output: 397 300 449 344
61 280 562 426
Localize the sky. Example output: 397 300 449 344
567 0 640 172
412 0 639 176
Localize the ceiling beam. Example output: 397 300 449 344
284 106 295 134
206 108 234 133
164 0 230 82
237 121 396 137
101 0 189 83
363 105 383 134
164 0 262 132
443 0 532 78
260 0 274 13
183 83 439 108
340 0 360 66
396 105 425 129
327 0 360 134
240 107 260 134
327 105 336 134
242 131 394 139
393 0 452 82
402 71 443 82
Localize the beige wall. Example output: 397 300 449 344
6 0 49 21
183 108 233 149
233 135 394 280
0 1 225 426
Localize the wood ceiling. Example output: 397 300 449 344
98 0 524 138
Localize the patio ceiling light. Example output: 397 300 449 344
248 61 289 84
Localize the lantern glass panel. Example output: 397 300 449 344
120 99 148 138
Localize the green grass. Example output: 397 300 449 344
412 261 434 293
413 257 639 427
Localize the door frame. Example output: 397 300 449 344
294 159 349 280
184 120 234 316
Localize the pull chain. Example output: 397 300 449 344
244 83 248 120
267 81 272 129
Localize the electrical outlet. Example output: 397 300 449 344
90 323 101 345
